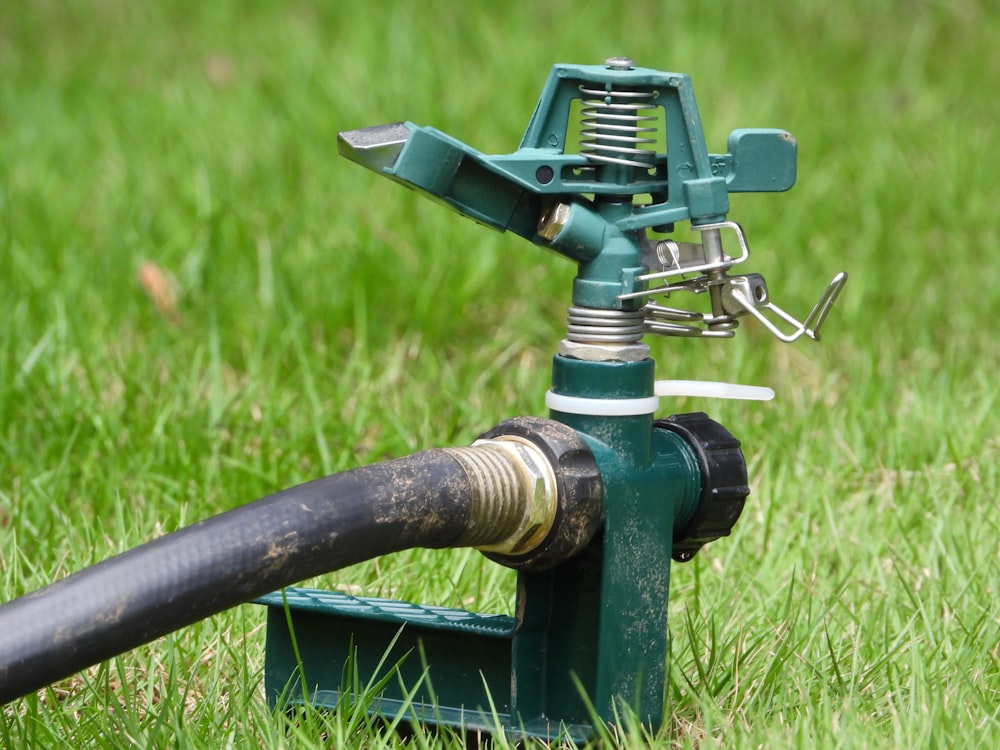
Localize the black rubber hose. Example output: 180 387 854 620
0 449 484 705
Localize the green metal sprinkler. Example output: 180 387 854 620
257 58 847 740
0 54 847 737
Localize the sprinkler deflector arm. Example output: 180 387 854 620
0 418 604 705
338 61 845 342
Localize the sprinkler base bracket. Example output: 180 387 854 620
258 583 596 743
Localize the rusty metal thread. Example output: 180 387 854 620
442 445 529 547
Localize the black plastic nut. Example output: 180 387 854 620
477 416 604 571
656 412 750 562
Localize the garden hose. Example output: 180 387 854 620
0 417 602 705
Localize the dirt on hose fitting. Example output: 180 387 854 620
476 417 604 571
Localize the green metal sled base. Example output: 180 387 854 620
258 587 596 743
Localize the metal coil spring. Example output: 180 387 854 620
566 305 646 343
578 85 659 169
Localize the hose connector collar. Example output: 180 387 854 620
477 416 603 571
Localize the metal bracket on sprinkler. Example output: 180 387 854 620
259 57 846 742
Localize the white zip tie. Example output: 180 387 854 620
654 380 775 401
545 391 661 416
545 380 773 416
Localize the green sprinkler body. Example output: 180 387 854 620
258 58 846 742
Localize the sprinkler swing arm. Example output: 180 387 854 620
259 59 847 741
337 63 845 341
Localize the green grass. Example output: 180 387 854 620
1 0 998 746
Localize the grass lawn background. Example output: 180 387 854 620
0 0 997 746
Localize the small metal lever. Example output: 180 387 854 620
617 220 847 343
723 272 848 342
